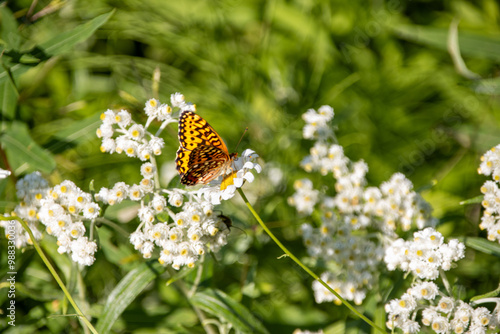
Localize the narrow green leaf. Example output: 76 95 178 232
392 24 500 61
0 76 18 119
460 195 483 205
95 261 165 334
37 10 115 58
1 122 56 174
464 237 500 257
191 289 269 334
0 62 31 87
0 6 22 50
470 283 500 302
42 113 102 154
0 10 115 85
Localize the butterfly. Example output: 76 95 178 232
176 110 238 186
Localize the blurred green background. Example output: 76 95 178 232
1 0 500 333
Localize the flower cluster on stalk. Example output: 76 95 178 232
2 172 99 266
385 281 497 333
1 172 47 248
289 105 437 305
96 94 261 269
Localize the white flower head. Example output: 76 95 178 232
141 162 156 179
144 98 160 117
70 237 97 266
170 92 185 108
198 149 261 205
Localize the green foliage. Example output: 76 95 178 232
96 261 165 334
1 0 500 333
191 289 269 334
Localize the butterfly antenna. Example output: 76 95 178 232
234 127 248 152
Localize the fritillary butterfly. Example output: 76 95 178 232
176 110 237 186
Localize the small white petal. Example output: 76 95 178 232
243 172 254 182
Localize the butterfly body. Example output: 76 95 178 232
176 110 237 186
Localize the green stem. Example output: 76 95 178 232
237 188 387 334
4 216 98 334
440 268 452 297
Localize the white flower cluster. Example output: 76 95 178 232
309 238 383 305
296 142 436 235
302 105 334 140
96 172 232 270
478 145 500 243
386 281 497 333
130 198 231 270
5 172 99 266
96 93 193 160
384 228 465 280
288 179 319 215
289 105 437 305
1 172 48 248
95 178 154 205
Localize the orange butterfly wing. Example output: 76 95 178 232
176 110 235 185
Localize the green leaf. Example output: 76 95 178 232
470 283 500 302
43 113 102 154
460 195 483 205
464 237 500 257
95 261 165 334
36 10 115 58
0 10 115 85
0 74 18 119
1 122 56 174
392 24 500 61
191 289 269 334
0 6 22 50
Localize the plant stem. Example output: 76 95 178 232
4 216 98 334
237 188 387 334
